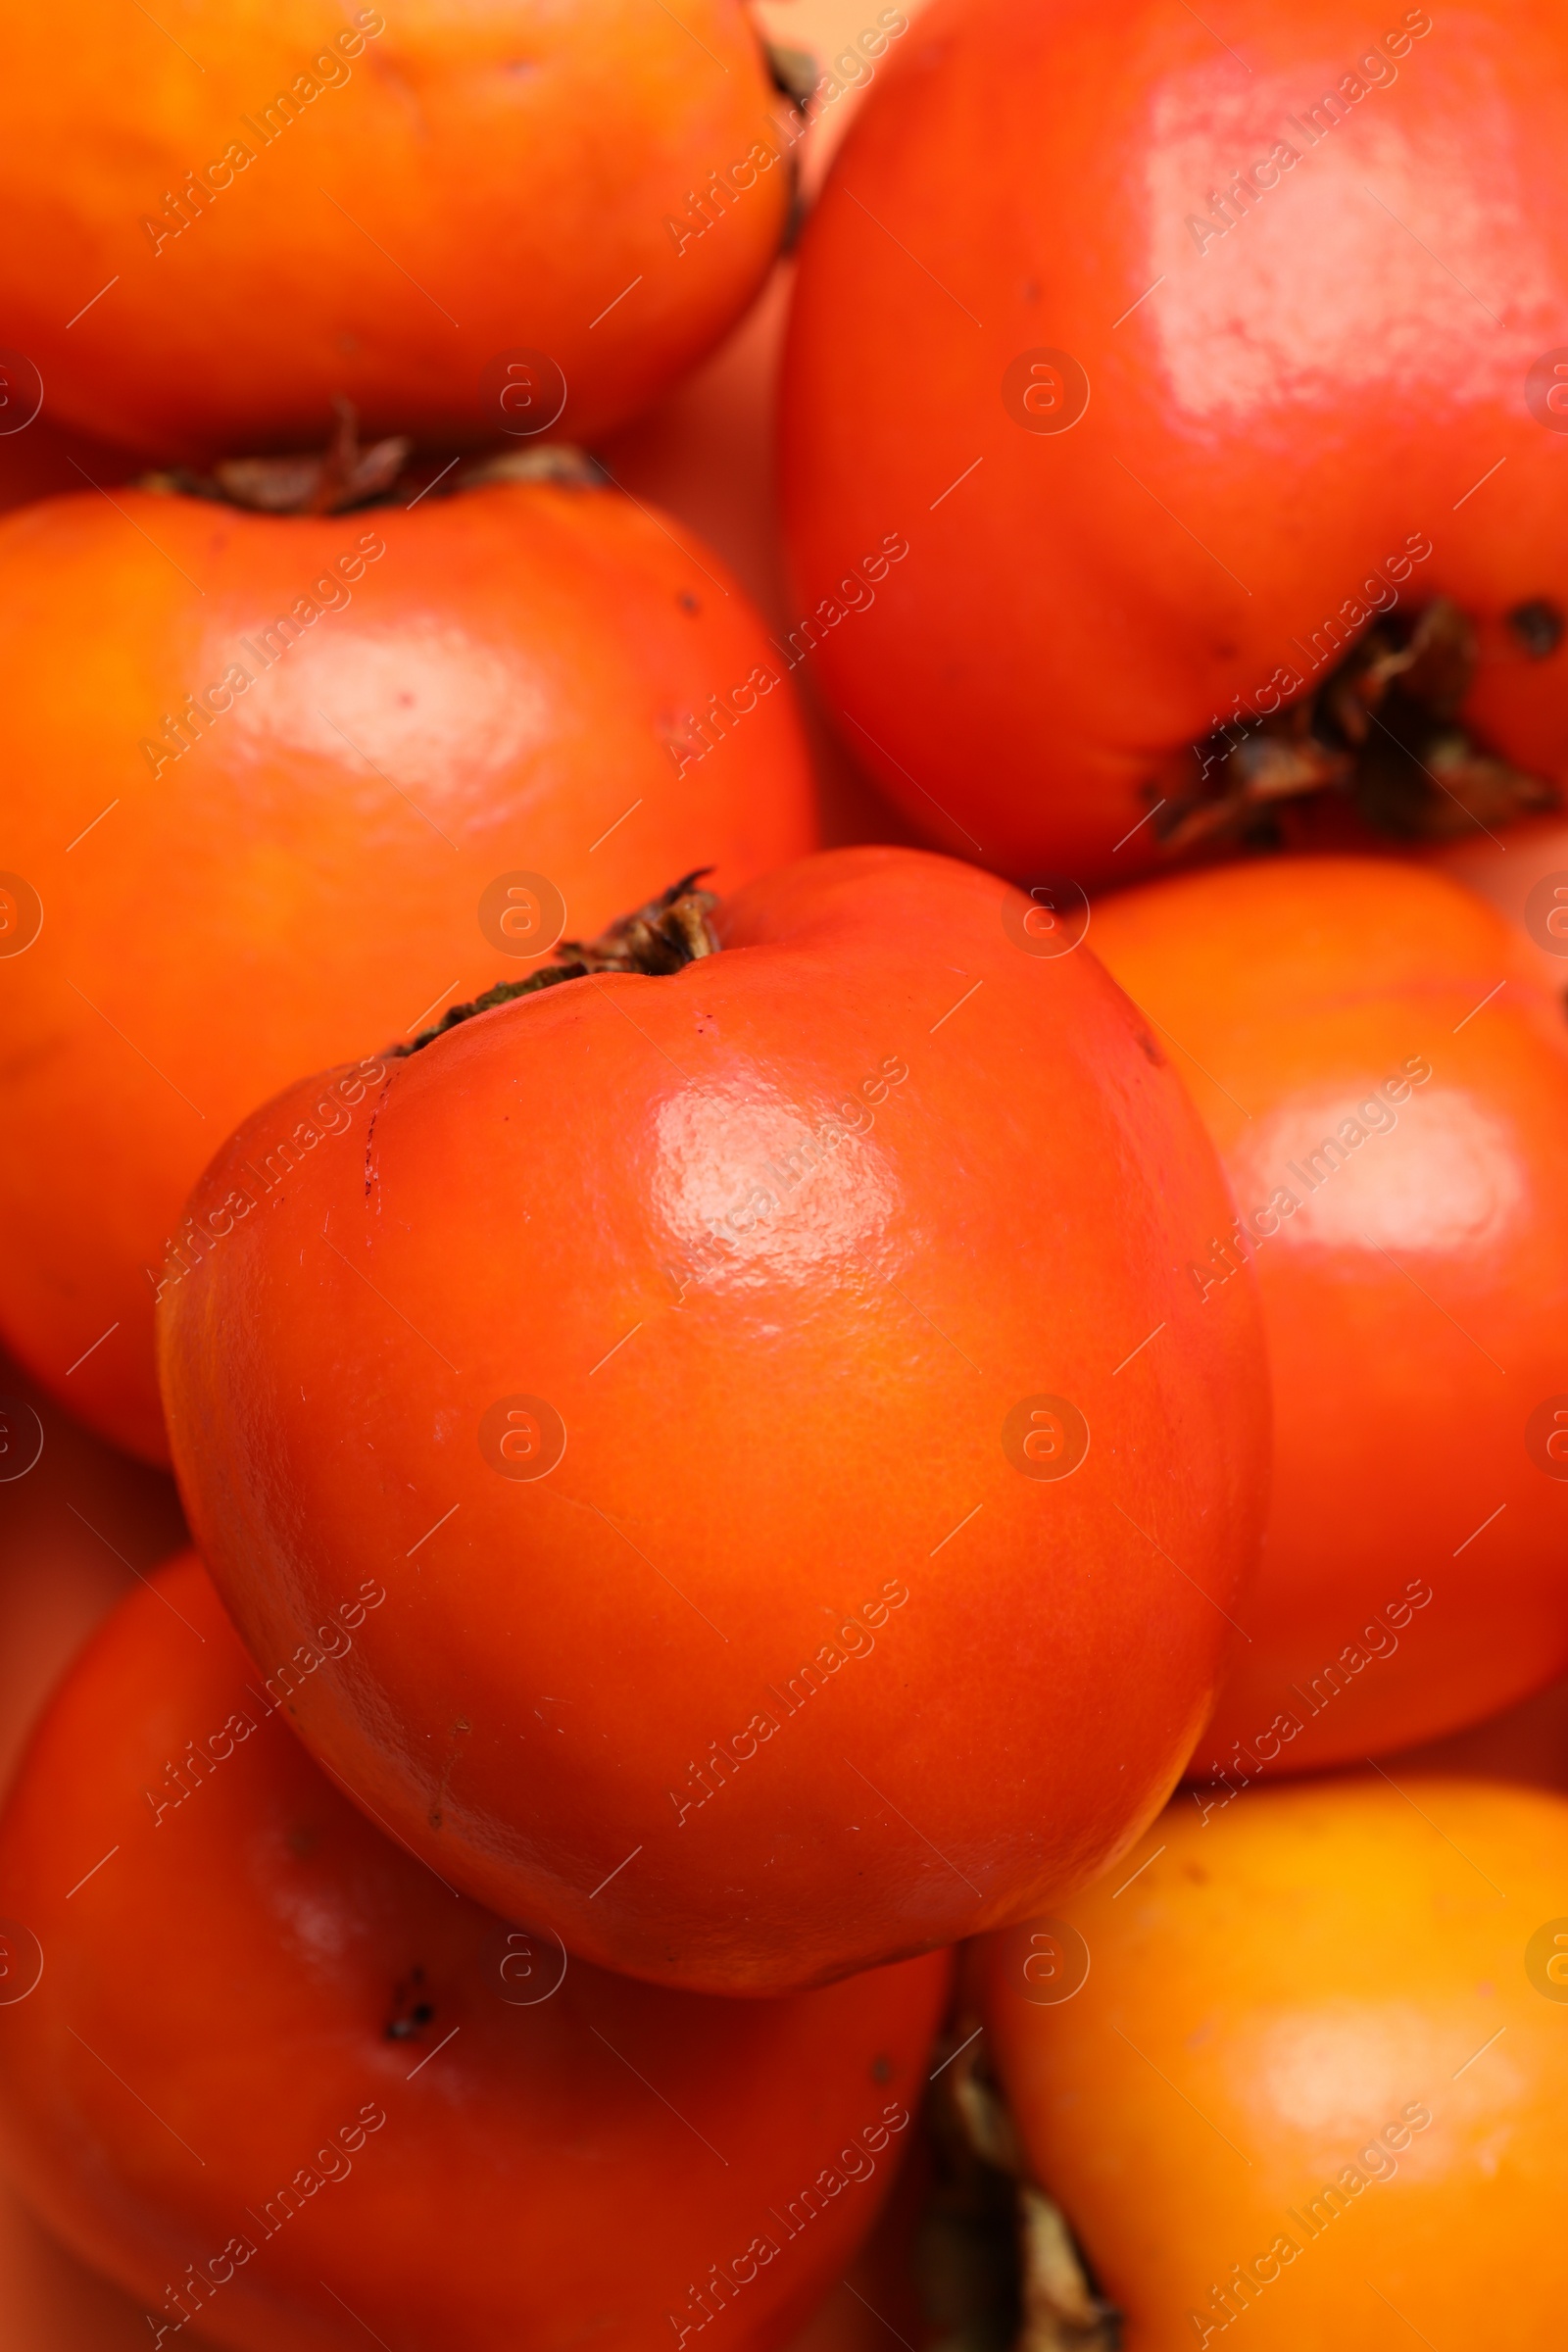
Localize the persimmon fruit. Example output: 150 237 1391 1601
0 469 815 1462
0 1553 951 2352
1092 856 1568 1773
158 844 1270 1995
1 0 793 462
781 0 1568 881
968 1774 1568 2350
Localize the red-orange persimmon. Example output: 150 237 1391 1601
158 845 1269 1995
781 0 1568 882
0 1 793 461
0 1555 949 2352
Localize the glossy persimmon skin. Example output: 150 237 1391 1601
0 1554 950 2352
1092 857 1568 1774
781 0 1568 883
969 1776 1568 2352
157 844 1270 1995
0 477 815 1463
0 1 790 462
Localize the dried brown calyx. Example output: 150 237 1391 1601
396 872 721 1057
765 41 819 107
920 2023 1122 2352
137 400 604 515
1153 597 1560 856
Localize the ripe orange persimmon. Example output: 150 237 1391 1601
0 471 815 1462
0 1554 950 2352
781 0 1568 882
1092 856 1568 1773
968 1775 1568 2351
0 1 793 462
158 845 1269 1995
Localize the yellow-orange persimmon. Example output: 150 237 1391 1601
970 1774 1568 2350
0 0 794 461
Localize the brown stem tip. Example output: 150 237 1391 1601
138 403 606 516
396 872 720 1057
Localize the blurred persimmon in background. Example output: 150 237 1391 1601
0 1 793 461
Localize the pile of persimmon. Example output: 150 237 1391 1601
3 1 1568 2348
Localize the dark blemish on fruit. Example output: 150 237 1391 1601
1183 1861 1208 1884
871 2053 893 2082
286 1825 318 1859
1507 599 1564 660
385 1966 435 2041
678 591 700 614
1136 1030 1165 1067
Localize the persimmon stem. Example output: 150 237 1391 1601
922 2022 1124 2352
396 873 721 1058
1153 597 1558 854
137 403 605 516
